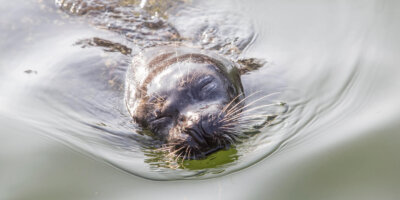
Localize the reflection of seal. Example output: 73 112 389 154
125 46 246 159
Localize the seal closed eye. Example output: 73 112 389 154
125 46 247 159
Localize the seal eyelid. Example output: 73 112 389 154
201 82 217 93
197 75 215 88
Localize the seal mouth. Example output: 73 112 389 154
166 116 236 160
168 140 226 160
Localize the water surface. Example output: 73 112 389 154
1 0 400 199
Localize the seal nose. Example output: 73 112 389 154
177 115 186 123
177 112 210 145
178 112 200 126
181 113 219 139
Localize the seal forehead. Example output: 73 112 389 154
146 62 221 94
138 53 225 97
129 47 245 111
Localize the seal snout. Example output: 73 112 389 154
168 109 230 158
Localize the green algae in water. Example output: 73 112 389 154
181 148 238 171
144 147 239 172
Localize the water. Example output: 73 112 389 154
1 0 400 199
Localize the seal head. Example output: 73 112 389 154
125 46 244 159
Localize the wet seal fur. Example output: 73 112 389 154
125 46 261 159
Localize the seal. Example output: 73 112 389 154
57 0 267 161
125 46 247 159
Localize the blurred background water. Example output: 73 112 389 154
1 0 400 199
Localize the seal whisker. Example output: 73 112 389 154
228 91 281 113
157 146 170 151
222 99 253 121
218 108 245 123
163 143 181 148
223 90 264 117
222 134 235 145
182 146 190 161
235 114 276 121
182 146 192 163
169 145 186 155
219 103 247 122
219 126 238 131
225 90 276 114
189 148 193 160
219 92 244 118
175 151 184 163
221 100 279 124
218 112 242 123
225 92 281 118
220 103 282 124
239 102 285 115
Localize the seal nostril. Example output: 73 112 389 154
178 115 186 122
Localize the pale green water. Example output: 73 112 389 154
1 0 400 199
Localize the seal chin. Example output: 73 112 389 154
167 114 234 159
